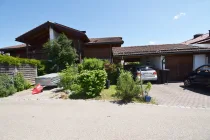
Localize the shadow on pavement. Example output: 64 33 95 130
110 100 130 105
43 86 63 93
180 85 210 96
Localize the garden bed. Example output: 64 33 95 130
95 85 156 104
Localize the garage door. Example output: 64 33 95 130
165 55 193 81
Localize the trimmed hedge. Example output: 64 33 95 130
0 55 40 66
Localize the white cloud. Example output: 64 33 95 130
149 41 156 45
173 12 186 20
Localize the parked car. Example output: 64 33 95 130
184 64 210 87
127 65 158 81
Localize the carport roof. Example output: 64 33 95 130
112 44 210 56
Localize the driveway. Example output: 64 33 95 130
150 82 210 108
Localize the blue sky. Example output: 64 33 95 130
0 0 209 48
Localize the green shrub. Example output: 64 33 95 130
70 84 83 94
126 62 141 65
115 71 142 102
0 54 40 66
78 70 107 98
0 74 17 97
78 58 104 72
145 82 152 92
14 73 31 91
37 60 56 76
105 62 122 84
44 34 78 72
14 73 25 92
37 62 46 76
24 80 31 89
59 65 79 90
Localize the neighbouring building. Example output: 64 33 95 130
111 30 210 81
0 21 124 62
182 30 210 70
1 22 210 81
112 43 210 81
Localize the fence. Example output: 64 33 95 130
0 64 37 84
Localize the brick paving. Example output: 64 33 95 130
150 82 210 108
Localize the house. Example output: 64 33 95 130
182 30 210 45
111 30 210 81
2 22 210 81
0 21 124 62
182 30 210 70
112 44 210 81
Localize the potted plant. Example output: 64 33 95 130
144 91 151 102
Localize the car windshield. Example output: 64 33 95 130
137 66 153 71
197 65 210 72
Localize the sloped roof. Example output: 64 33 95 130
86 37 124 45
182 33 210 45
112 44 210 56
0 37 124 51
15 21 90 44
0 44 26 51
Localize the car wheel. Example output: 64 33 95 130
184 79 191 87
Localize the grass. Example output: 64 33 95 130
95 84 156 104
95 85 117 101
133 97 157 104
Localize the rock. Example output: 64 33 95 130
65 90 72 95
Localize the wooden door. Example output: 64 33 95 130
165 55 193 81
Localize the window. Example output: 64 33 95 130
197 65 210 73
138 66 153 71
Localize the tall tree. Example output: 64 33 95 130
44 34 78 72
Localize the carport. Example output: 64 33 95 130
112 44 210 81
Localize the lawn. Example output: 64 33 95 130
96 85 156 104
96 85 117 101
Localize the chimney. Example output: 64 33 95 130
209 30 210 36
193 34 203 39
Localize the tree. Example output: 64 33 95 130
44 34 78 72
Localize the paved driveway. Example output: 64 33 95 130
150 82 210 108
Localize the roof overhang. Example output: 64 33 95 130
112 44 210 57
15 21 89 45
85 41 124 46
0 44 26 52
196 37 210 44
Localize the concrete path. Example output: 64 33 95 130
0 99 210 140
0 88 63 101
150 82 210 108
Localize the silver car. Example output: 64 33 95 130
135 66 158 81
